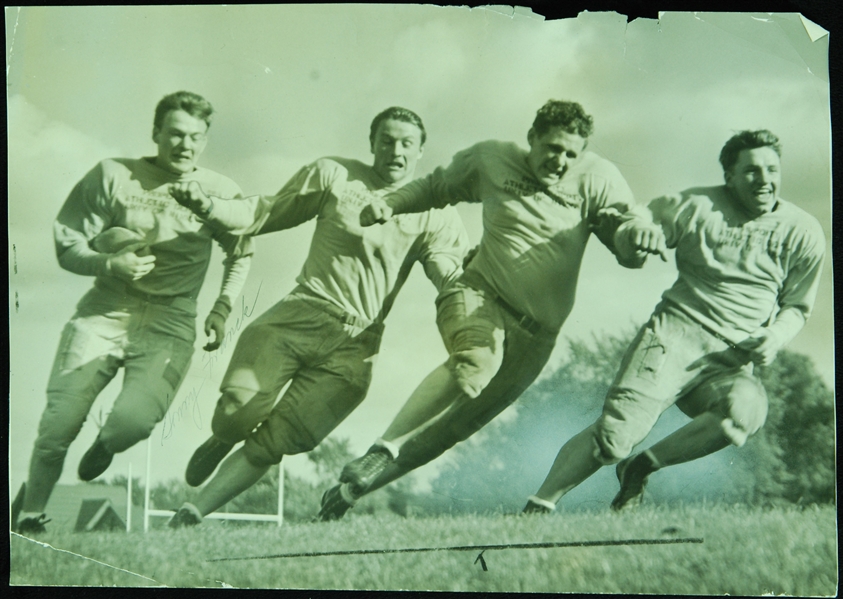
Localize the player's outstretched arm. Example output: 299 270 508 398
359 197 395 226
170 181 216 217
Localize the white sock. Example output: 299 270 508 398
181 502 204 521
643 449 663 470
526 495 556 511
373 438 399 459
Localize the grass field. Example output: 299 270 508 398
10 503 837 594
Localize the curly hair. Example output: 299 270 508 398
369 107 427 146
718 130 782 172
153 91 214 130
532 100 594 138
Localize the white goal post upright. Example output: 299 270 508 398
142 433 284 532
126 461 132 533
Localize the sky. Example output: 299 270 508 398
6 7 833 499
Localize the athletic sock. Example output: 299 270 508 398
641 449 663 471
373 438 399 459
526 495 556 511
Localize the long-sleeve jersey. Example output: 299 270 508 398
54 158 254 309
203 157 470 325
650 186 826 345
381 140 647 332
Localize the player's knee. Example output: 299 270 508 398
242 443 284 468
446 349 501 398
101 409 157 452
211 388 262 443
722 379 768 447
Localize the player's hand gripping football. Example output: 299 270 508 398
359 197 394 227
203 311 226 351
170 181 213 217
108 246 156 281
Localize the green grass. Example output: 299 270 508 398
10 503 838 594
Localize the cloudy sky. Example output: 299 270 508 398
7 7 832 497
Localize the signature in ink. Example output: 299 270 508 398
160 282 263 444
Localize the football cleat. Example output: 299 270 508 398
185 437 234 487
78 435 114 482
339 444 394 496
315 484 355 522
611 452 658 511
15 514 51 535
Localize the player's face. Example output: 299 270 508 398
527 126 587 187
725 146 781 216
152 109 209 175
371 119 424 185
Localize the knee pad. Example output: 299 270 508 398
721 377 768 447
211 388 265 443
100 409 157 452
242 406 319 467
446 349 501 399
592 421 631 465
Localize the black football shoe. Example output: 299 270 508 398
185 436 234 487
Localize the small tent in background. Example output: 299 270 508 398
43 484 143 532
74 498 126 532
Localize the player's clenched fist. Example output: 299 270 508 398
631 223 668 262
170 181 213 217
359 197 394 227
108 246 156 281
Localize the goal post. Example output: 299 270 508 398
142 433 284 532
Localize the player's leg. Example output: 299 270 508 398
332 284 508 502
18 314 123 529
526 311 698 513
609 317 759 510
80 331 195 481
381 363 465 445
187 313 380 522
360 311 557 499
184 301 306 487
525 424 604 513
640 368 768 469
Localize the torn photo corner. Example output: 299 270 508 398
7 5 835 594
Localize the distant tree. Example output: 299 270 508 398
744 351 836 505
102 474 146 506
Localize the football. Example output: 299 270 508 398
90 227 150 256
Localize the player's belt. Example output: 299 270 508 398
95 277 196 309
292 287 384 333
697 321 740 350
459 270 548 336
493 294 544 336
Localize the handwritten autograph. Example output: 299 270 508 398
160 282 262 445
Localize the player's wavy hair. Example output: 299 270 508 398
369 107 427 146
718 130 782 173
532 100 594 138
154 91 214 130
